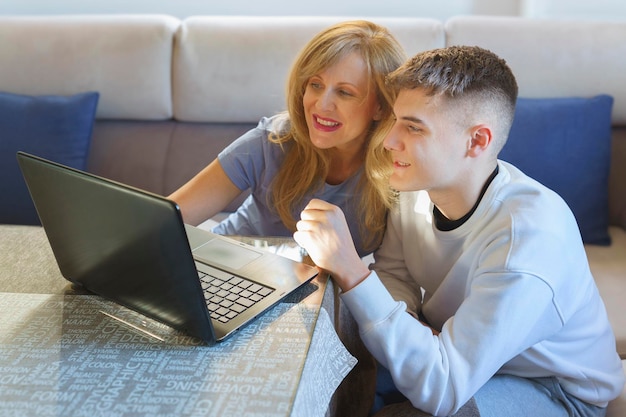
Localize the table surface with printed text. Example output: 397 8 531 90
0 225 356 417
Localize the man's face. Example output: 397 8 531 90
383 88 470 193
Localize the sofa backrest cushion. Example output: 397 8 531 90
444 16 626 125
173 16 445 123
0 15 178 120
87 120 255 202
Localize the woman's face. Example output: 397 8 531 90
303 51 382 153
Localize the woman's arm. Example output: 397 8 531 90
168 159 242 226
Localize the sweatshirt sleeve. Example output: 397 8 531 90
341 269 560 416
370 205 423 314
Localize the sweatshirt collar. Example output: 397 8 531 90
433 165 500 231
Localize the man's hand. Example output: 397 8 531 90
294 199 371 292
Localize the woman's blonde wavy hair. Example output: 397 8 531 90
268 20 405 253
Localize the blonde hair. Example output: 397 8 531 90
268 20 405 252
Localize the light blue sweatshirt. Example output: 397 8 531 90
341 161 625 416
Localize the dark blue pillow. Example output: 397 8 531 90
500 95 613 245
0 91 99 225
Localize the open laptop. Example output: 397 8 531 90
17 151 318 345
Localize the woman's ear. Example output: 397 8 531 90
467 125 492 157
372 103 383 121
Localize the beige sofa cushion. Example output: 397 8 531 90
444 16 626 125
586 227 626 358
88 120 255 200
0 15 179 120
173 16 445 123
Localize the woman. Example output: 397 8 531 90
169 20 405 256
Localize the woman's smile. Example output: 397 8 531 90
313 114 342 131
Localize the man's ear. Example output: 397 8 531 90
467 125 492 157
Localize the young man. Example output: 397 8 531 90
294 46 625 416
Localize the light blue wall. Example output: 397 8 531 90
1 0 625 20
0 0 474 20
523 0 626 20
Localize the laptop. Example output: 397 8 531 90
16 151 318 345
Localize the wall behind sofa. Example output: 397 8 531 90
2 0 625 20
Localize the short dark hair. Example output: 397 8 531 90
387 45 519 152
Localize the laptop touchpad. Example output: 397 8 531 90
193 239 262 270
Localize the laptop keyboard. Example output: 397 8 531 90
197 268 275 323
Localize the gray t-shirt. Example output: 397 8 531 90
213 116 370 256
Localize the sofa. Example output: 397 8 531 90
0 14 624 415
